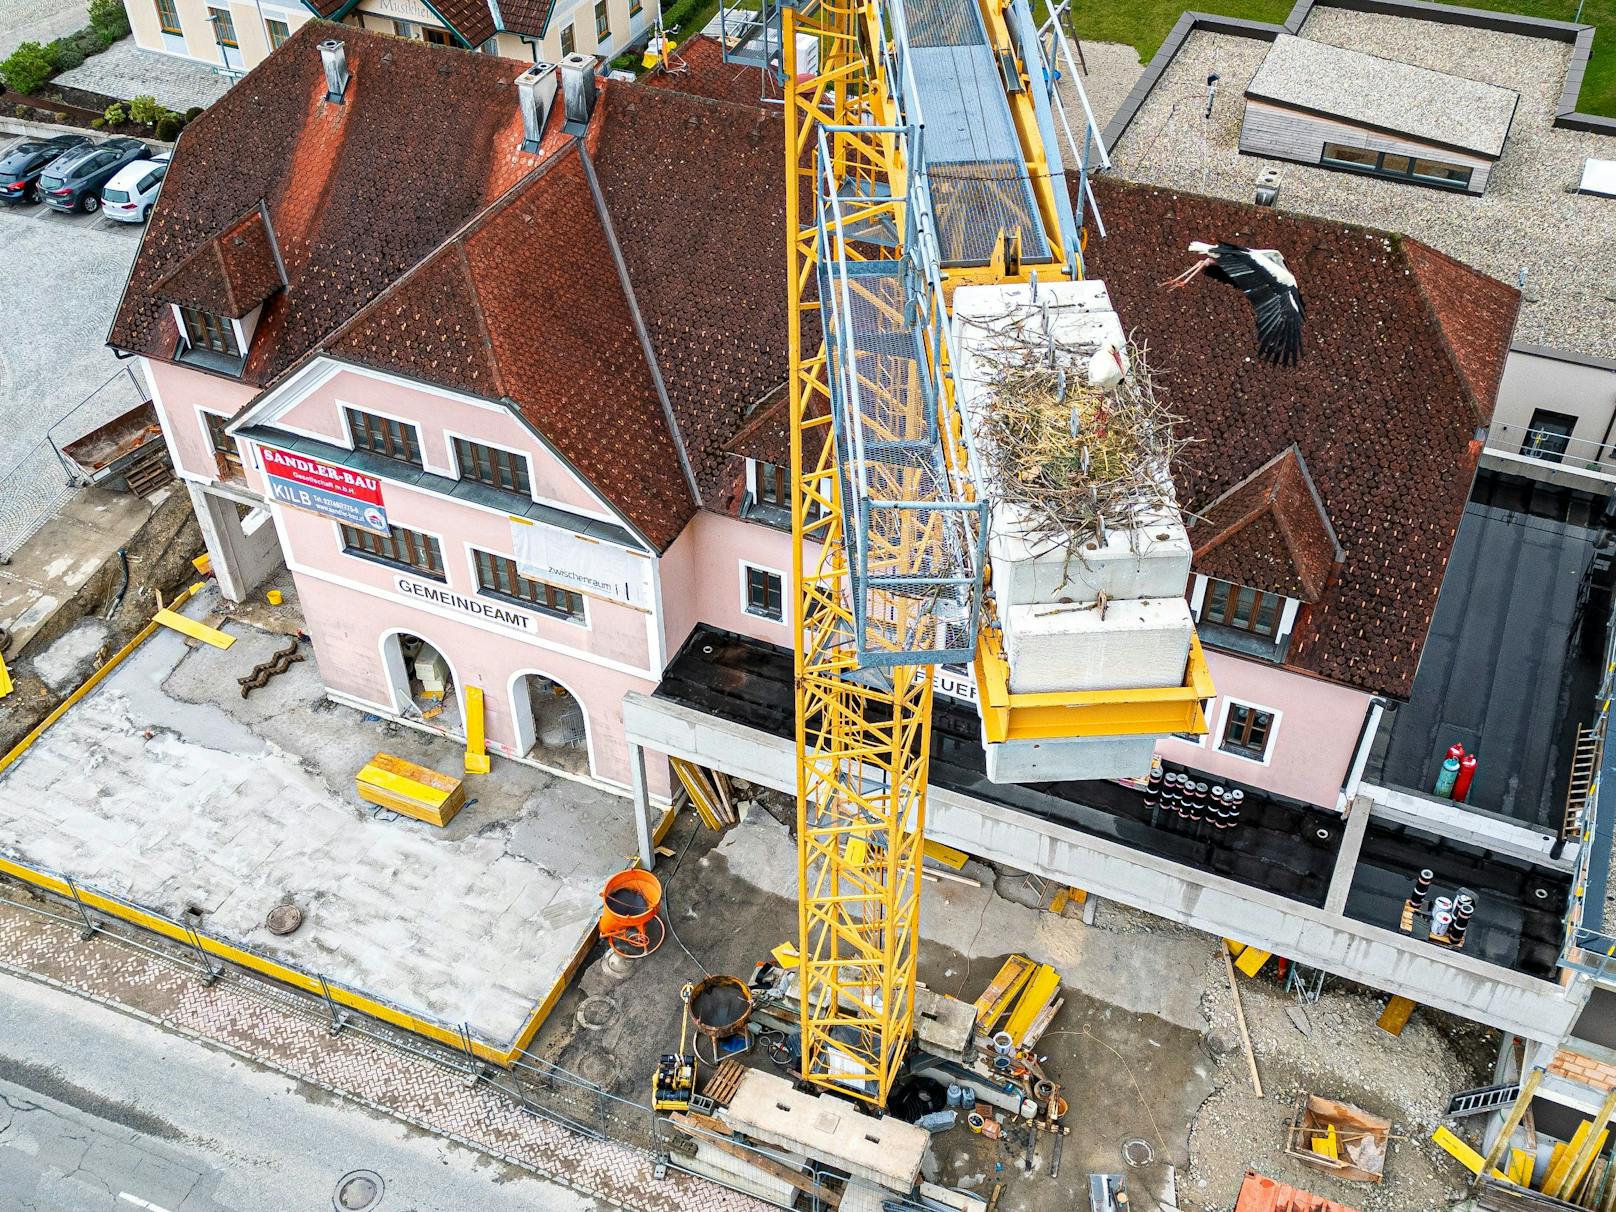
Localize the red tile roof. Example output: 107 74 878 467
111 24 789 553
430 0 498 45
589 82 789 504
1082 177 1517 698
150 205 284 319
329 146 694 549
110 24 537 385
1235 1171 1361 1212
1190 445 1343 602
642 35 777 109
496 0 555 37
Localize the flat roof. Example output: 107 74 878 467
1105 6 1616 361
1248 34 1518 158
1366 470 1607 830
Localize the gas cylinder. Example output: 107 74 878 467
1453 753 1478 802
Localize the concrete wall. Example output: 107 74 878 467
1489 347 1616 478
126 0 312 71
187 481 283 601
294 569 662 791
145 358 259 483
1156 647 1374 809
1239 97 1494 193
625 692 1590 1044
659 510 797 657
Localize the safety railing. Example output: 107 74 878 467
1038 0 1110 247
0 364 150 562
1486 424 1616 488
1559 594 1616 981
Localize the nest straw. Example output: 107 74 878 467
965 310 1190 560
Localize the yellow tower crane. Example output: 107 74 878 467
774 0 1212 1106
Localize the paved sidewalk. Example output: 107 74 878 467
0 890 767 1212
55 36 235 110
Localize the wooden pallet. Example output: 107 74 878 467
1563 724 1600 841
125 451 174 498
702 1058 746 1107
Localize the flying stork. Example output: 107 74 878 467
1163 242 1305 367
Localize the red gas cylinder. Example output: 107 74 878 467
1447 742 1467 763
1453 753 1479 802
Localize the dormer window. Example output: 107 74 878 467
755 461 787 509
179 306 240 357
1202 579 1281 638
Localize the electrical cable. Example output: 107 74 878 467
655 809 712 977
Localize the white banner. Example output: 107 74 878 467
510 517 652 612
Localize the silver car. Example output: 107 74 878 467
100 151 172 223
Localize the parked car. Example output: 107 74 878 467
38 138 150 214
100 152 172 223
0 134 90 205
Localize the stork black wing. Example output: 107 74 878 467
1206 244 1305 367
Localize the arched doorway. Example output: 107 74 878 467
381 631 461 734
511 672 590 776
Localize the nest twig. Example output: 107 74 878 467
967 316 1190 557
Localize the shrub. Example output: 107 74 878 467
72 27 103 56
183 105 203 122
155 113 181 141
88 0 131 38
1 41 57 95
103 100 126 124
90 116 104 128
48 40 85 71
128 93 160 125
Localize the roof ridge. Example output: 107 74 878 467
1399 236 1518 426
577 140 701 507
453 239 507 399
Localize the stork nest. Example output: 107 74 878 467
968 328 1189 554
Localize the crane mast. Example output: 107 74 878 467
778 0 1199 1106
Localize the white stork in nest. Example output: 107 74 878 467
1163 242 1305 366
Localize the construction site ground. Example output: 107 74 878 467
537 801 1501 1212
0 580 636 1050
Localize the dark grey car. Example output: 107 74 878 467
0 134 90 205
38 138 150 214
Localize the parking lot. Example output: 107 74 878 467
0 136 149 554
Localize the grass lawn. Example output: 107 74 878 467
1068 0 1615 116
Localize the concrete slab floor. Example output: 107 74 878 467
0 484 162 652
535 803 1498 1212
0 584 639 1047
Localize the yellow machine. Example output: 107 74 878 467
652 993 698 1111
776 0 1210 1106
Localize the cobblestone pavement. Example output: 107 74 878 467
55 36 236 111
0 0 87 61
0 177 148 558
0 888 768 1212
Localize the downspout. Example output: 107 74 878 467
1337 696 1389 812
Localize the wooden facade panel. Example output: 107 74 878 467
1239 98 1492 193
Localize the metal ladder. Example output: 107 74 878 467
1445 1082 1522 1118
1564 723 1601 842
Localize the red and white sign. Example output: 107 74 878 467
261 446 389 536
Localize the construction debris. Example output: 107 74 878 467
237 637 303 697
1224 944 1264 1099
1284 1095 1391 1182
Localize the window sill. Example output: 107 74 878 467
744 607 785 625
342 548 446 582
476 588 585 626
1198 622 1288 664
176 345 246 377
1217 743 1269 765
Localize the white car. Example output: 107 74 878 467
100 151 171 223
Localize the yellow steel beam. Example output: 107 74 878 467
463 685 491 775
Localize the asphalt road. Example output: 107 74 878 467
0 968 603 1211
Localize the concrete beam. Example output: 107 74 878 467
1363 783 1576 871
623 693 1590 1044
1324 796 1371 914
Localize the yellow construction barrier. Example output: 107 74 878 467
463 685 491 775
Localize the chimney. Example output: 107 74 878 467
318 38 350 103
516 61 559 152
1254 165 1281 207
560 53 598 126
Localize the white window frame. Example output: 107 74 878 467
341 402 437 473
1213 697 1283 767
739 560 787 625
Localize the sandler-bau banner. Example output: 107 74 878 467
261 446 390 536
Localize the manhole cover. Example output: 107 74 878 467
267 904 303 936
576 1050 620 1087
333 1169 384 1211
575 996 620 1031
1122 1138 1155 1168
